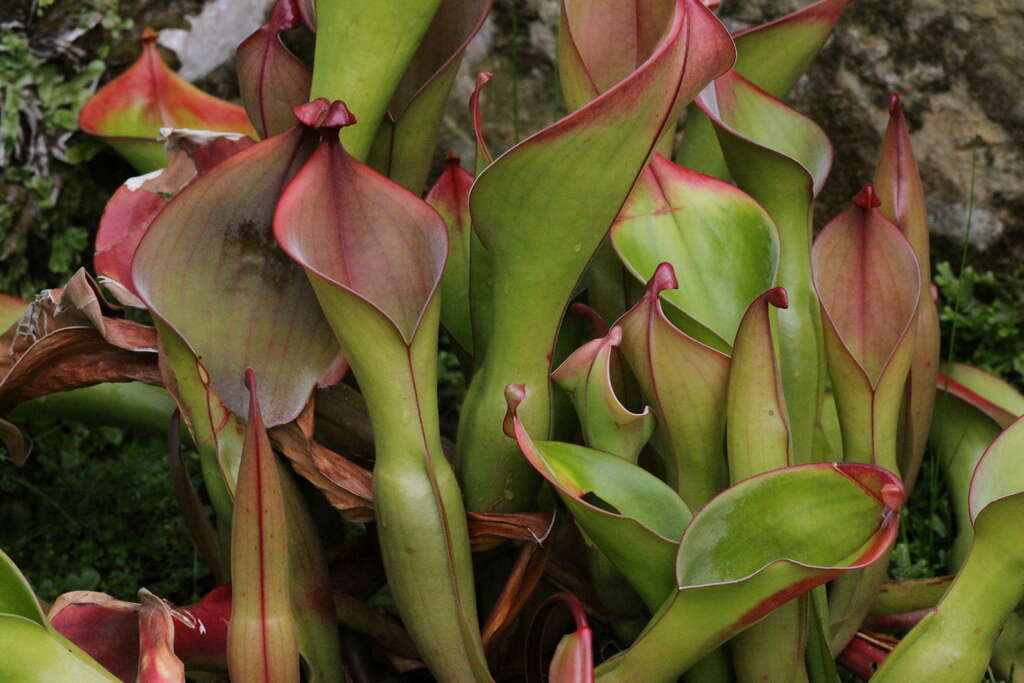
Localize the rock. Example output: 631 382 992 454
158 0 275 82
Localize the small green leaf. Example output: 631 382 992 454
551 326 654 463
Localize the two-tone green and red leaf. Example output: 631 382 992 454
79 29 256 172
941 363 1024 423
131 114 338 428
228 370 299 683
616 263 730 511
678 0 851 177
813 187 919 654
812 186 920 473
275 100 489 682
506 384 689 611
873 93 941 492
731 0 852 97
237 0 312 139
726 288 814 683
425 153 475 353
94 130 254 304
726 287 792 483
557 0 675 111
369 0 492 192
696 68 832 465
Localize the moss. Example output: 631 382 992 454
0 417 214 604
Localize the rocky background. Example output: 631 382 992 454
1 0 1021 287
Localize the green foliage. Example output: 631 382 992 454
936 261 1024 389
889 454 953 580
0 416 213 605
0 3 131 298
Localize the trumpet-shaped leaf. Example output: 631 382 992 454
616 263 730 511
275 100 489 682
873 415 1024 683
557 0 675 110
369 0 493 192
94 130 254 304
594 463 903 682
726 288 792 483
874 93 941 492
79 29 256 172
732 0 852 98
132 118 338 428
237 0 312 139
726 287 811 683
812 186 920 472
309 0 444 160
228 370 299 683
457 0 735 513
697 69 831 464
426 154 475 353
611 154 779 349
678 0 851 177
507 384 690 611
551 327 654 463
